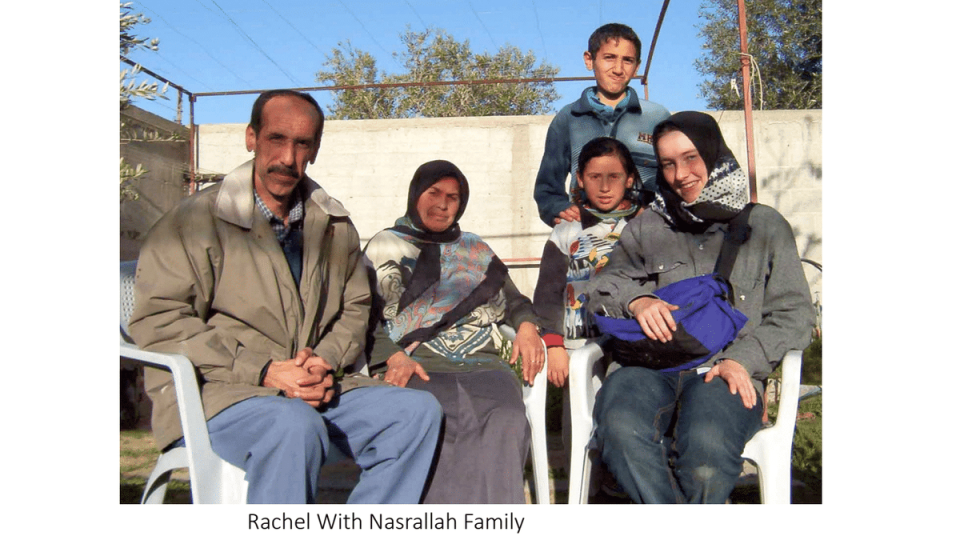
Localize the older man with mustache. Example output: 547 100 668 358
129 89 442 504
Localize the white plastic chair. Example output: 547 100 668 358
120 260 249 503
566 339 803 504
499 325 551 504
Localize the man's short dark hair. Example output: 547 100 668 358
249 89 325 143
587 23 642 61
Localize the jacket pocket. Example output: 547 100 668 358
642 254 688 286
729 276 763 321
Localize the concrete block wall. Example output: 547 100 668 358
196 110 822 303
711 111 823 307
120 106 191 261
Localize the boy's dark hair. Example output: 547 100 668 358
572 137 640 205
249 89 325 143
587 23 642 61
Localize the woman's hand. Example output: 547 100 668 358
382 351 429 388
510 321 545 385
628 296 680 342
546 346 570 388
703 359 757 409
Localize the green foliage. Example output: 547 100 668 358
120 2 158 56
121 429 152 440
316 27 560 119
696 0 821 110
791 395 822 502
803 334 822 385
119 2 168 111
120 476 192 503
317 44 398 119
119 2 168 200
498 338 524 382
120 65 169 111
119 158 144 201
793 397 821 469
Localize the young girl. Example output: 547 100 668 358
533 136 647 388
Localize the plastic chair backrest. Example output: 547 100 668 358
120 260 138 342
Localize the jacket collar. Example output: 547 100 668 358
214 160 350 228
571 86 641 116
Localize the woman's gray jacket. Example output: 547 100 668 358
585 204 815 393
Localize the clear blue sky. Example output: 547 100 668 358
122 0 712 124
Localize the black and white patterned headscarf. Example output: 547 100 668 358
649 111 750 231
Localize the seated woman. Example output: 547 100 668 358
585 111 815 504
364 159 544 504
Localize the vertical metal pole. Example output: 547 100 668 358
642 0 671 103
176 91 183 125
737 0 758 203
189 95 197 195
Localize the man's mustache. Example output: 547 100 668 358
267 165 300 178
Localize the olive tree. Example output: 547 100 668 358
316 28 560 119
696 0 821 110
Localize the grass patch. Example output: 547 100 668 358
120 429 193 503
120 463 150 475
791 334 823 503
802 335 822 385
120 475 192 504
791 395 822 503
120 448 158 458
122 429 153 440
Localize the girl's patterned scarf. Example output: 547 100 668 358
649 111 750 231
582 202 640 224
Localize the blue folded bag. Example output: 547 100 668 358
594 274 748 372
593 204 755 372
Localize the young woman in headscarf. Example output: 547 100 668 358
584 111 815 503
363 159 544 504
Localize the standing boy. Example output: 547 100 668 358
534 23 670 226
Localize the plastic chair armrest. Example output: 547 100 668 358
768 349 803 434
568 340 605 420
119 341 227 502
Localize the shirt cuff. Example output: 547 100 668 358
541 333 565 348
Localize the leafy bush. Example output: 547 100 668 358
803 335 822 385
791 395 822 503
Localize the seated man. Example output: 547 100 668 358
129 89 442 504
